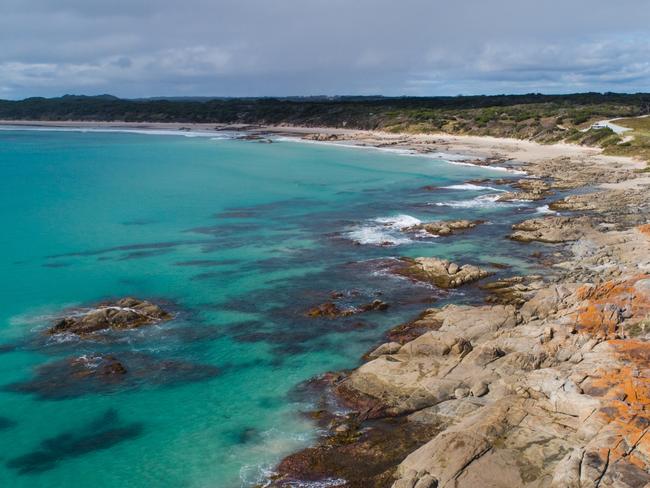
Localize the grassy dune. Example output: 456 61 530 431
604 116 650 166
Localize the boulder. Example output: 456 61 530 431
48 297 172 336
405 219 483 237
509 216 593 243
396 257 491 288
307 299 389 318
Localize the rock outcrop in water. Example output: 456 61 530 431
395 257 491 288
307 299 389 318
497 178 553 202
404 219 483 236
509 215 594 243
48 297 172 336
8 352 220 399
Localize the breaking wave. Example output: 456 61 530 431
433 194 503 209
441 183 506 192
535 204 557 214
345 214 426 246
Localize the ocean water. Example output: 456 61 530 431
0 128 546 487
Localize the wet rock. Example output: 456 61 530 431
509 216 593 243
497 190 546 202
395 257 491 288
405 219 483 237
307 300 389 318
303 133 341 142
387 310 444 344
235 134 273 143
358 299 390 313
48 297 172 336
512 178 552 194
7 352 219 400
307 302 342 318
497 178 553 202
269 416 442 488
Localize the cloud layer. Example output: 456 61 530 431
1 0 649 98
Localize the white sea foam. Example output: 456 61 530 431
346 226 414 246
441 183 506 192
444 159 527 174
345 214 426 246
373 214 422 228
239 427 315 487
434 194 503 209
536 204 557 214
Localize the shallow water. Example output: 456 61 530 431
0 128 545 487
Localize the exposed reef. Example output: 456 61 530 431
7 352 220 400
395 257 491 289
48 297 172 337
404 219 483 237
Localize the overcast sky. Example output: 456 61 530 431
1 0 650 99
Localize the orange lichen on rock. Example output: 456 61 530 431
573 275 650 338
638 224 650 237
583 340 650 468
576 303 622 337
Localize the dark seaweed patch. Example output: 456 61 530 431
190 271 223 282
6 409 143 474
186 222 261 236
47 240 206 259
42 262 71 268
0 416 17 430
0 343 17 354
213 210 258 219
117 248 174 260
216 198 319 217
174 259 239 267
223 427 261 445
6 352 220 400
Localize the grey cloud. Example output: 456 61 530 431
1 0 649 98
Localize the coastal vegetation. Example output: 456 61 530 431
603 116 650 164
2 93 650 161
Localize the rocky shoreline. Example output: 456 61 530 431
264 132 650 487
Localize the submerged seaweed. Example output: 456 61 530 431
7 409 143 474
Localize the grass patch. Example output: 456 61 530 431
603 116 650 166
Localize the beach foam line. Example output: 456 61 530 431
444 159 527 174
441 183 507 192
273 136 528 174
433 194 503 208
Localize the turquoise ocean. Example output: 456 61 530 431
0 128 547 487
